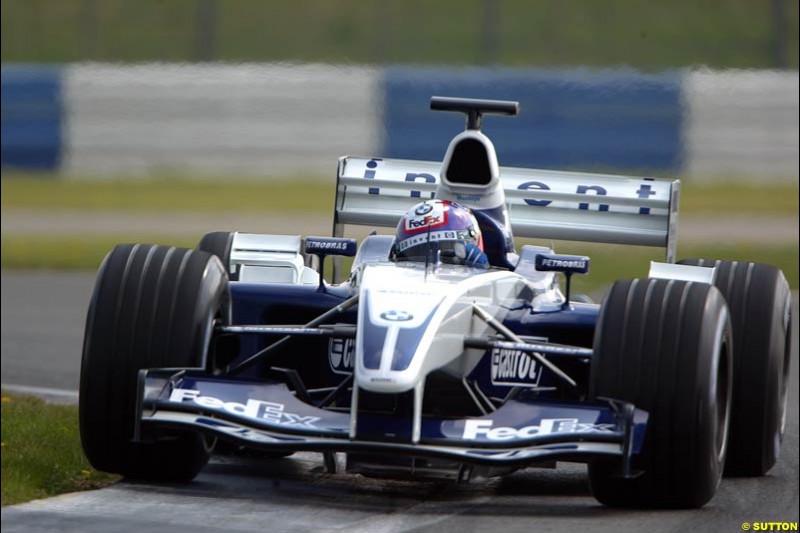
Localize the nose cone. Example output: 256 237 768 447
356 285 443 393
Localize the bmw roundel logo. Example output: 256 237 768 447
414 203 433 215
380 310 414 322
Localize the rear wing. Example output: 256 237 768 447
334 156 680 262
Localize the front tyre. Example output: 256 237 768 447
588 278 732 508
80 244 229 481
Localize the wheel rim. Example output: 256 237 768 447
776 298 792 454
715 338 732 462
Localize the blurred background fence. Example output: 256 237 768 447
2 64 797 179
1 0 798 180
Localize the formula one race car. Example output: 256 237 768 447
79 97 792 508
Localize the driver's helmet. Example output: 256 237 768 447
393 199 488 267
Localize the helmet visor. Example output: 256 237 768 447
396 239 473 266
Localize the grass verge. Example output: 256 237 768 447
1 235 199 271
679 182 799 216
1 176 336 214
1 393 119 506
2 175 797 217
2 234 796 291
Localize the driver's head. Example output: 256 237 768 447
393 199 488 267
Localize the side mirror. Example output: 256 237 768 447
534 253 590 308
304 237 358 290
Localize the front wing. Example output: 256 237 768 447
136 370 648 470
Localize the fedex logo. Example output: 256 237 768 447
406 214 442 230
461 418 616 440
169 388 320 428
404 204 448 233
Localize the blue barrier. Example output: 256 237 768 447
0 64 696 175
1 65 63 170
382 67 684 173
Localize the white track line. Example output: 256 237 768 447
1 383 79 404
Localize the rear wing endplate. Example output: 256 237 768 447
334 156 680 261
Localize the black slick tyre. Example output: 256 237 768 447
588 278 732 508
198 231 237 280
678 259 792 476
80 244 229 481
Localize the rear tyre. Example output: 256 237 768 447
198 231 237 280
588 278 732 508
80 244 229 481
678 259 792 475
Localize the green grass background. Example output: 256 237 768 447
2 0 798 68
2 176 335 213
1 393 119 506
3 176 798 216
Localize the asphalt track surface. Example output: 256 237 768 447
2 271 799 532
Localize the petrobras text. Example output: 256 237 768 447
539 258 587 270
462 418 617 440
534 253 590 274
169 388 320 428
304 237 357 257
308 241 349 251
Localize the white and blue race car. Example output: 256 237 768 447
79 97 792 508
